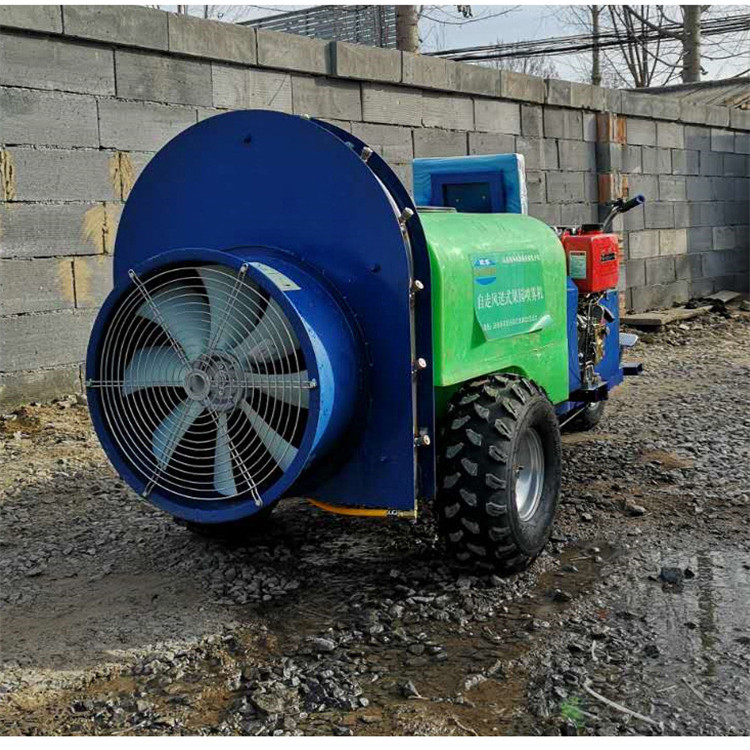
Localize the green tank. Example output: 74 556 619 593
420 211 569 411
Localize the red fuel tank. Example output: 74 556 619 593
563 232 620 293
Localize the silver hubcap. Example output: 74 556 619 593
514 427 545 521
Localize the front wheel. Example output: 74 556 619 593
436 374 562 573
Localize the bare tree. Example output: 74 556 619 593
591 5 602 85
682 5 701 81
557 5 749 87
396 5 420 52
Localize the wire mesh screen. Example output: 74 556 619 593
240 5 397 48
91 264 311 503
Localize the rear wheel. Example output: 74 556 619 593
565 401 605 432
436 373 562 573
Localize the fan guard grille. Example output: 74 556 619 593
92 264 311 503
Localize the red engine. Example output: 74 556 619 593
562 230 620 294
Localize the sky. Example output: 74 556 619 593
166 4 750 85
416 4 749 83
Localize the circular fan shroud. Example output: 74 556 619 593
88 257 327 520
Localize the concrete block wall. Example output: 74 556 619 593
0 5 748 408
605 103 750 310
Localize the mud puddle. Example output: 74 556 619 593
529 542 750 735
609 547 750 720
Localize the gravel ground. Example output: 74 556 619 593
1 307 749 736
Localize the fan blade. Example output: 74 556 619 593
231 298 299 368
250 370 310 408
198 267 246 352
137 282 210 361
122 346 188 396
152 399 204 469
214 412 237 496
239 400 298 472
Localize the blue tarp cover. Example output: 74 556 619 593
412 154 527 214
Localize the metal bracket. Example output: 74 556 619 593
569 383 609 403
622 362 644 376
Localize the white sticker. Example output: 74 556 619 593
568 251 587 280
249 262 301 291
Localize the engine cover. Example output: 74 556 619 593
563 232 620 293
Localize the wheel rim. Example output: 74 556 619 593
514 427 545 521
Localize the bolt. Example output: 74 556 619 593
415 433 431 447
399 207 414 226
413 279 425 292
416 358 428 370
360 146 373 163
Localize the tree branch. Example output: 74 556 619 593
626 4 684 40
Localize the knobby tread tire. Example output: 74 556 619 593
436 373 562 573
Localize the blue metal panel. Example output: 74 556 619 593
597 290 624 390
90 110 435 515
413 154 527 214
312 119 437 502
566 279 581 393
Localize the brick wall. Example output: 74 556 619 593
1 5 748 408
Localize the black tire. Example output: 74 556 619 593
177 503 277 541
564 401 605 432
436 373 562 573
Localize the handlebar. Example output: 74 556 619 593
620 194 645 213
602 194 645 232
554 194 646 236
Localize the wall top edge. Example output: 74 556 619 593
0 4 746 129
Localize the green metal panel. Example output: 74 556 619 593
421 211 569 405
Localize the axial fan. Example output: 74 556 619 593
89 250 366 523
97 263 310 503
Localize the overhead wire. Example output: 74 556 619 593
428 12 750 62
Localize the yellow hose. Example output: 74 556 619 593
306 498 417 519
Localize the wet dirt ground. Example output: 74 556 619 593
1 309 749 735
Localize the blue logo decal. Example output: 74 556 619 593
473 257 497 286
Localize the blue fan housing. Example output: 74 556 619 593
86 111 435 523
